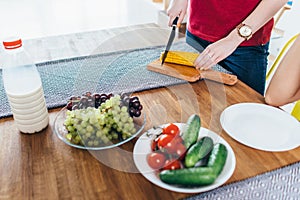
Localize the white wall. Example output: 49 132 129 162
0 0 160 40
269 1 300 60
278 1 300 40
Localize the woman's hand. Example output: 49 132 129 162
194 32 244 70
167 0 188 27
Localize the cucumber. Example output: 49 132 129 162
181 114 201 149
184 136 214 168
207 143 228 176
159 167 216 186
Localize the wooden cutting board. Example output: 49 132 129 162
147 59 238 85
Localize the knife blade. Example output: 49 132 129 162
161 17 179 65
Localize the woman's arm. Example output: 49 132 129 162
265 36 300 107
194 0 289 70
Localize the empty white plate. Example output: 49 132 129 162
220 103 300 152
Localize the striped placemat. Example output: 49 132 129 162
0 42 230 119
185 161 300 200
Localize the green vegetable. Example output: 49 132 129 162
181 114 201 149
184 136 214 168
207 143 228 175
159 142 228 187
159 167 216 186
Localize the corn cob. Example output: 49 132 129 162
160 51 199 66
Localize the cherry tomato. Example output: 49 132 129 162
163 159 181 170
147 152 166 170
163 136 183 154
157 134 174 149
163 123 180 137
163 139 178 154
172 135 183 145
174 143 187 160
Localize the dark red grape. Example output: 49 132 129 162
93 93 101 100
138 104 143 111
130 96 139 102
129 107 136 117
88 96 94 102
67 92 143 117
132 101 140 109
87 99 95 107
101 97 107 103
123 96 130 106
100 94 108 98
80 96 88 104
120 92 130 99
134 110 141 117
95 102 101 108
67 102 73 110
78 103 87 109
72 104 79 110
69 95 78 101
85 91 92 97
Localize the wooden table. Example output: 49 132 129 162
1 24 299 200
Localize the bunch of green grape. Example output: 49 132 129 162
64 95 136 147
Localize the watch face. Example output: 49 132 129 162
239 26 252 37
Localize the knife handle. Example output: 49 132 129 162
172 17 179 27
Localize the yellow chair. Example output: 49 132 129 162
291 101 300 121
266 33 300 121
266 33 300 80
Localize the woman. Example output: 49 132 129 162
265 35 300 106
167 0 288 95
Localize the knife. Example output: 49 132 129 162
161 17 179 65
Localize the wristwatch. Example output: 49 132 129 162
236 23 253 40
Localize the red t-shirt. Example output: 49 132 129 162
188 0 274 46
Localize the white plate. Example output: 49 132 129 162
133 123 236 193
220 103 300 152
